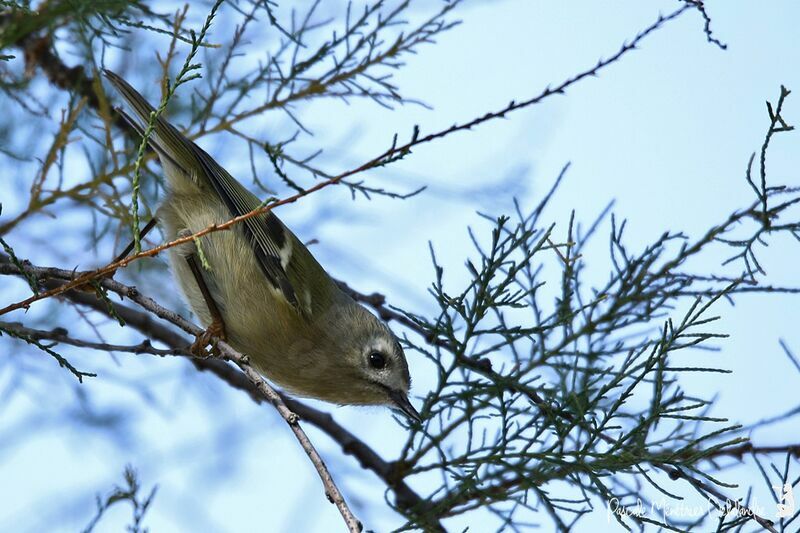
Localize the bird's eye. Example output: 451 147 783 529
368 351 386 369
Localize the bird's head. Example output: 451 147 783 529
315 303 419 422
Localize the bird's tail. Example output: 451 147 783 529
103 69 198 184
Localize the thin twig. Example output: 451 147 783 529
0 257 362 532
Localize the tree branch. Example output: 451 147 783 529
0 256 363 533
0 253 442 529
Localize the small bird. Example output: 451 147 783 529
104 70 419 421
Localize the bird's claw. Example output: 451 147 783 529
189 320 227 357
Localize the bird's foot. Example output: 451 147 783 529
189 319 227 357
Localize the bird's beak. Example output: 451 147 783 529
388 389 421 422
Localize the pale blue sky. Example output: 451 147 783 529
1 1 799 531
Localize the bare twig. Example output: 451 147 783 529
682 0 728 50
0 320 189 357
0 256 362 532
0 252 443 529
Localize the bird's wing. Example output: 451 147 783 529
104 69 303 311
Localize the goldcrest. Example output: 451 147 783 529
104 70 419 421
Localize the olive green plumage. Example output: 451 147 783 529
105 70 417 419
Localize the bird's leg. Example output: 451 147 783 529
185 253 227 357
83 217 159 292
111 217 159 266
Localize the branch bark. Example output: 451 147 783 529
0 253 442 530
0 256 363 533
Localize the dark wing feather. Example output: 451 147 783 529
191 146 301 308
